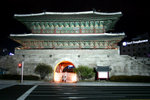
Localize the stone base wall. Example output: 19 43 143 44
0 49 150 80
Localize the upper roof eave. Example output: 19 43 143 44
14 11 122 17
10 33 125 37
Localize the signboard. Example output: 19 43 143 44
98 72 108 79
96 66 110 80
122 39 148 46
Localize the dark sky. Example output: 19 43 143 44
0 0 150 51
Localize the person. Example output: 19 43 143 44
62 72 67 82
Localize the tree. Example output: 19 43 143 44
74 65 95 80
34 63 53 80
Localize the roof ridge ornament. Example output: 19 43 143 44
92 8 96 13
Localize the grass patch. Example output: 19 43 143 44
110 75 150 83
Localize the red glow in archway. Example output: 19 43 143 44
54 61 77 83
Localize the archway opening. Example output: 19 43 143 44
54 61 77 83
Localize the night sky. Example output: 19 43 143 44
0 0 150 52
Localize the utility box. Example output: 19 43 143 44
95 66 111 80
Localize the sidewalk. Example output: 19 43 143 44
19 80 150 86
1 80 150 90
0 80 17 90
49 81 150 86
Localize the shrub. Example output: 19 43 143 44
24 75 40 80
74 65 95 80
34 63 53 80
110 75 150 83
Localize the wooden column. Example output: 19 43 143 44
94 41 96 48
54 28 56 34
52 41 55 49
79 21 82 34
103 27 105 33
79 41 81 49
41 29 43 34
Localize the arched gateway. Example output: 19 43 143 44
54 61 77 83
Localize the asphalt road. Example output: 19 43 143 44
0 85 33 100
1 85 150 100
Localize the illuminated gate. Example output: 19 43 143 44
54 61 77 83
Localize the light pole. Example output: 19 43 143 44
21 61 24 83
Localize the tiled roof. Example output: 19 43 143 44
14 11 122 17
95 66 111 71
10 33 125 41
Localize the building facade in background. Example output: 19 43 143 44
120 34 150 57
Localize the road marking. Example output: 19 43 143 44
17 85 38 100
64 92 79 94
67 97 87 99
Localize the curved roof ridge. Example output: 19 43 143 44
14 11 122 17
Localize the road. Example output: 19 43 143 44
0 85 150 100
